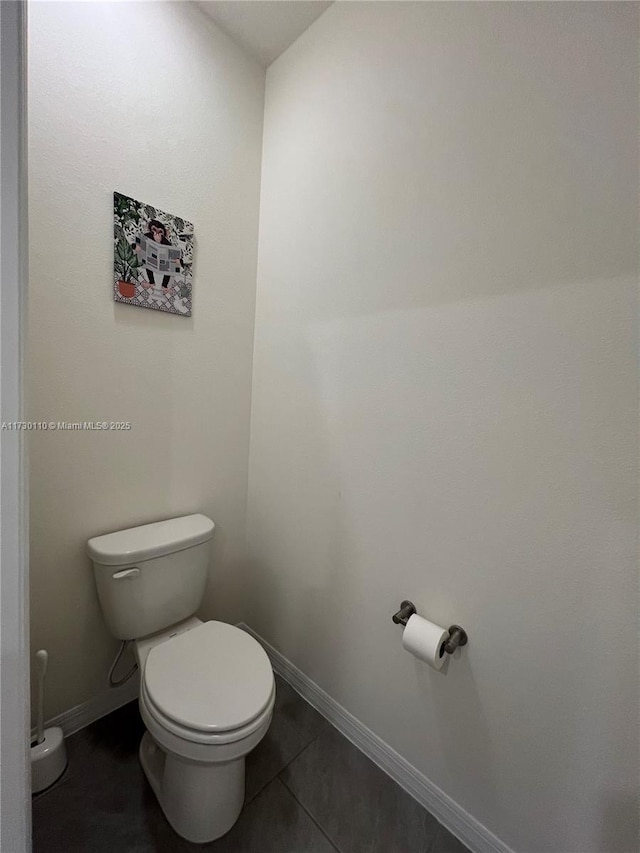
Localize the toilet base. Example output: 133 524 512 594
139 732 245 843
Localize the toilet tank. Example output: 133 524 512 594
87 514 215 640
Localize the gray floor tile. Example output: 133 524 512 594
245 701 314 801
32 704 185 853
281 727 440 853
182 778 338 853
32 700 144 802
273 674 332 742
33 683 446 853
428 825 471 853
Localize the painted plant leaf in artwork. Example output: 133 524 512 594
113 191 195 317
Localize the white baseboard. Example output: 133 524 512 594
238 623 513 853
39 675 139 739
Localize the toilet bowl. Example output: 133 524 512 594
134 619 275 843
87 515 275 843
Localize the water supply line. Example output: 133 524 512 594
108 640 138 688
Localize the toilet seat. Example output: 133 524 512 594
143 621 274 742
141 679 275 747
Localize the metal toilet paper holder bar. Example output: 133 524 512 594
392 600 468 655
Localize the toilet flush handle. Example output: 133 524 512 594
112 568 140 580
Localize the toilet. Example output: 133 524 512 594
87 514 275 844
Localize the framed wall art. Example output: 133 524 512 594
113 192 194 316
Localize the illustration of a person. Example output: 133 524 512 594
134 220 181 296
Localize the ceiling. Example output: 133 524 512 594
197 1 333 67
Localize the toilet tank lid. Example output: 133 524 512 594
87 514 215 566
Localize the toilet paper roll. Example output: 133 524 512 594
402 614 449 670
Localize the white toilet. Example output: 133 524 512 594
87 514 275 844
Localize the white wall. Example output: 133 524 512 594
248 4 639 853
28 1 265 719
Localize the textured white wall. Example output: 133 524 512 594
27 1 265 719
248 4 639 853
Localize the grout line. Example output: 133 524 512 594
275 720 440 853
239 623 502 853
245 718 323 805
278 776 344 853
275 729 322 776
246 739 314 804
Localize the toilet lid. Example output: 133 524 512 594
144 621 274 733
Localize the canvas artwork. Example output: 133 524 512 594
113 192 194 316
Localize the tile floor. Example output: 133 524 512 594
33 675 470 853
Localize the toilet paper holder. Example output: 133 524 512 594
392 600 468 655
